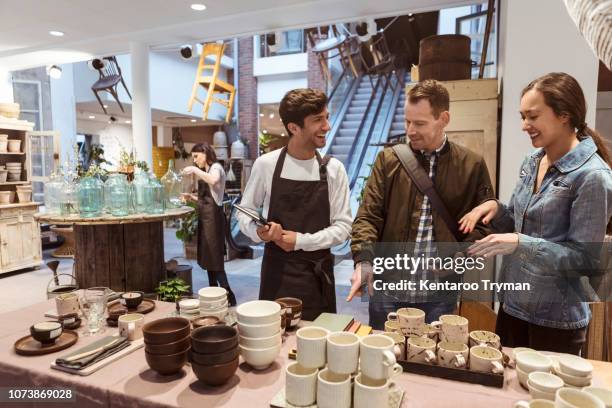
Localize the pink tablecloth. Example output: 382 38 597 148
0 298 610 408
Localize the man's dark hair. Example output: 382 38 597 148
279 88 327 137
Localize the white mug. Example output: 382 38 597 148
513 400 555 408
555 388 606 408
285 362 318 407
326 332 359 374
118 313 144 340
360 334 403 380
406 336 436 364
317 368 351 408
381 331 406 360
55 292 81 316
296 326 329 369
431 314 469 344
387 308 425 336
437 341 469 368
469 345 504 374
469 330 501 350
354 373 396 408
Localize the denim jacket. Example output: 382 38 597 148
491 137 612 329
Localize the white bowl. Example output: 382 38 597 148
527 380 556 401
236 300 280 325
582 387 612 408
237 318 281 338
239 332 282 349
513 347 536 360
552 365 592 387
200 298 228 309
556 388 606 408
198 286 228 301
516 351 552 374
239 342 281 370
199 308 228 320
558 354 593 378
517 365 529 389
178 298 199 310
527 371 564 394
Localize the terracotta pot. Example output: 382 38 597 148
7 140 21 153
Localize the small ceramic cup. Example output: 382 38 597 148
360 334 403 380
55 292 81 316
30 321 63 345
285 362 318 407
317 368 351 408
469 330 501 350
381 331 406 360
582 387 612 408
431 314 469 344
406 336 437 364
353 373 397 408
326 332 359 374
387 308 425 337
469 345 504 374
437 341 469 368
384 319 400 333
513 400 555 408
555 388 605 408
118 313 145 341
296 326 329 369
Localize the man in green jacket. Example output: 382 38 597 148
347 79 494 329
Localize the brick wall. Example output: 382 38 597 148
238 37 258 159
307 34 327 93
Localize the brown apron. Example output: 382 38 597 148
259 147 336 321
196 168 225 271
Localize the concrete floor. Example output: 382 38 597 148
0 228 369 323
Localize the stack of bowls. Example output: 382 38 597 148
0 134 8 152
515 351 553 389
143 317 191 375
237 300 282 370
178 298 200 318
275 297 302 331
6 162 21 181
552 354 593 388
198 287 228 320
191 325 239 386
526 371 564 400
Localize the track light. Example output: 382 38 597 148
46 65 62 79
356 19 377 42
180 45 193 59
88 58 105 71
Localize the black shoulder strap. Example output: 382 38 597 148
391 144 463 242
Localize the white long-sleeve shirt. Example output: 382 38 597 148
237 148 352 252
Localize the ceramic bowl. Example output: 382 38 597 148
239 332 282 349
275 297 302 314
143 317 191 345
516 351 552 374
0 191 11 204
200 297 229 309
190 346 239 366
30 321 63 344
192 357 239 386
516 364 529 389
527 380 556 401
237 318 281 338
198 287 228 302
239 342 282 370
191 324 238 354
199 307 227 320
582 387 612 408
7 140 21 152
145 335 190 355
58 313 81 330
527 371 564 394
120 291 144 309
192 316 222 329
144 349 189 375
558 354 593 378
556 388 605 408
236 300 281 325
552 364 592 387
178 298 200 311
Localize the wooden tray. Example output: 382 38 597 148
14 330 78 356
108 298 155 315
397 359 504 388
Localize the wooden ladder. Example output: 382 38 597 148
187 43 236 122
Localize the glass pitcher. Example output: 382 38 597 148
161 159 183 208
77 176 104 217
146 174 165 214
104 173 130 216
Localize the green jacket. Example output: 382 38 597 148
351 141 494 264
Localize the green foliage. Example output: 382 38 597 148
356 163 374 204
176 201 198 242
258 132 274 156
155 278 191 302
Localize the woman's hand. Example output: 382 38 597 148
467 233 519 258
181 166 200 176
180 193 197 203
458 200 499 234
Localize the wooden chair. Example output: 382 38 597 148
187 43 236 123
358 32 400 90
91 57 132 115
307 25 359 85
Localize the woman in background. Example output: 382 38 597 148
182 142 236 306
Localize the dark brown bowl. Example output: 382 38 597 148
191 325 238 354
190 346 239 366
143 317 191 345
120 291 144 309
145 335 190 355
30 321 63 345
275 297 302 312
192 316 223 329
144 349 189 375
192 357 239 386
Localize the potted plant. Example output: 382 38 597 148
154 277 191 302
176 201 198 259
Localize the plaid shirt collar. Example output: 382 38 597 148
420 134 447 157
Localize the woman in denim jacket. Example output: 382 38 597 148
460 72 612 355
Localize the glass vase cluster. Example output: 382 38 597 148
77 176 104 217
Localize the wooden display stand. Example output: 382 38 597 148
0 117 42 274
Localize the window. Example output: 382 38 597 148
456 4 497 79
12 80 43 130
259 30 306 57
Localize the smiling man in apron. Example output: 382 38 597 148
237 88 352 321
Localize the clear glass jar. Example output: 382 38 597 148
44 171 63 214
132 170 151 213
104 173 130 216
59 177 78 216
146 174 165 214
161 159 183 208
77 176 104 217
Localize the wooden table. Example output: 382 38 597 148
35 207 194 293
0 298 610 408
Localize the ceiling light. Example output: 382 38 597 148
269 113 274 119
259 113 264 117
191 3 206 11
190 119 197 123
46 65 62 79
180 45 193 59
281 133 285 137
88 115 95 119
49 30 64 37
125 120 131 124
262 129 268 134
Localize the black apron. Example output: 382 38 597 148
259 147 336 321
196 167 225 271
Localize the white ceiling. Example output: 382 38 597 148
0 0 474 71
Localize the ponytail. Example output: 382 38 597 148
581 126 612 168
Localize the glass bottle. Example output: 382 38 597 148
161 159 183 208
146 174 165 214
104 173 130 216
59 177 78 216
77 176 103 217
44 171 63 214
132 170 151 213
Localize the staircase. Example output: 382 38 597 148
328 76 378 166
389 72 410 140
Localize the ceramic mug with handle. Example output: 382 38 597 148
359 334 403 380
